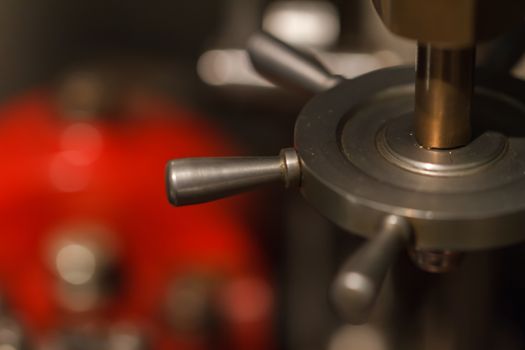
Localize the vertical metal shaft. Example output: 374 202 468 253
414 44 475 149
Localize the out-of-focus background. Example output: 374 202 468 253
0 1 522 350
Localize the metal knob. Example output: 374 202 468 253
247 31 343 95
166 148 301 206
332 215 411 324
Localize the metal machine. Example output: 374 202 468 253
166 1 525 348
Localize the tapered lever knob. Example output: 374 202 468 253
332 215 411 324
247 31 343 95
166 148 301 206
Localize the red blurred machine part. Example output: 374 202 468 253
0 85 274 350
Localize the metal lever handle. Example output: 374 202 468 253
247 31 343 95
166 148 300 206
332 215 411 324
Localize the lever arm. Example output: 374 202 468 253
332 215 411 324
166 148 300 206
247 31 343 95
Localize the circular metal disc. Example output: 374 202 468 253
295 67 525 250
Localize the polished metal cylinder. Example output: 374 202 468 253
414 44 474 149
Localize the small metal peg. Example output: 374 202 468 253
332 215 411 324
409 248 464 273
166 148 301 206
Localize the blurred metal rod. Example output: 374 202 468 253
415 44 474 149
166 148 300 206
332 215 411 324
247 31 342 95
